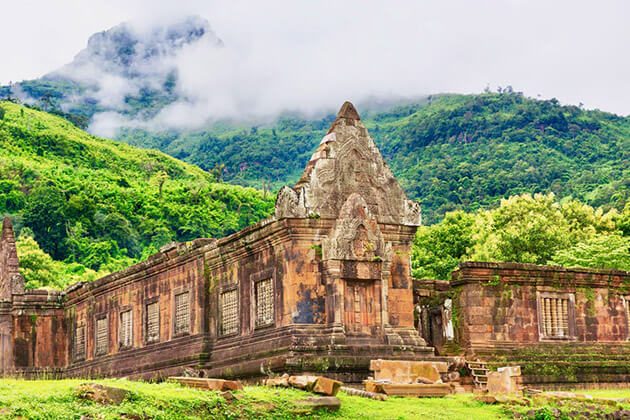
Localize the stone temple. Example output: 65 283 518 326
0 102 629 388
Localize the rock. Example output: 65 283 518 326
264 373 290 387
76 383 130 405
415 376 434 384
169 377 243 391
221 391 241 402
341 386 388 401
476 395 498 404
222 380 244 391
487 370 520 395
288 375 319 390
447 371 460 382
312 377 342 396
296 396 341 411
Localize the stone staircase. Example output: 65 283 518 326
466 360 489 391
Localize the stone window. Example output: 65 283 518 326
220 289 239 336
145 301 160 343
255 278 274 328
119 309 133 349
174 291 190 335
95 316 109 356
537 292 574 339
74 324 86 361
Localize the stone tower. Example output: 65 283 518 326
276 102 424 348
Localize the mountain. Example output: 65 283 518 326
118 92 630 223
0 16 222 128
0 101 273 288
1 18 628 224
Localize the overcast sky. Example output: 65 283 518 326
2 0 629 116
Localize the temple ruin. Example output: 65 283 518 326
0 102 628 388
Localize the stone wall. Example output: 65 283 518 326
0 102 435 381
451 262 630 387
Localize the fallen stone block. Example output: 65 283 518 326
312 377 342 396
487 370 520 395
341 386 388 401
264 373 290 387
296 396 341 412
288 375 319 390
497 366 521 377
76 383 131 405
370 359 444 383
220 390 241 402
415 376 434 384
365 380 451 397
169 377 243 391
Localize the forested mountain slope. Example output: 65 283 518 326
118 93 629 223
0 101 273 288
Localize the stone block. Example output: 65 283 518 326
264 373 290 387
370 359 444 383
487 370 519 395
169 377 243 391
296 396 341 411
312 377 342 396
378 383 451 397
288 375 319 390
497 366 521 377
76 383 130 405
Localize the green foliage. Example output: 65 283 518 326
0 101 274 289
413 193 628 280
15 229 107 289
113 93 630 223
412 210 475 279
550 234 630 270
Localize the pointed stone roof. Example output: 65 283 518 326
275 102 421 226
336 101 361 121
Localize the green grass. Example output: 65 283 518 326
1 379 629 419
0 379 509 420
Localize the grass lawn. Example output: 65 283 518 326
0 379 628 419
0 379 509 420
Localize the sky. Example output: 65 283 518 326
1 0 629 122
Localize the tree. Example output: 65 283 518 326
470 193 573 264
152 171 169 198
23 183 68 260
550 234 630 270
412 210 475 280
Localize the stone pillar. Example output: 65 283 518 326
0 217 23 374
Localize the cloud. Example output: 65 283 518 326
1 0 629 137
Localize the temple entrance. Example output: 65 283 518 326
343 280 377 335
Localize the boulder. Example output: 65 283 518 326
76 383 130 405
312 377 342 396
